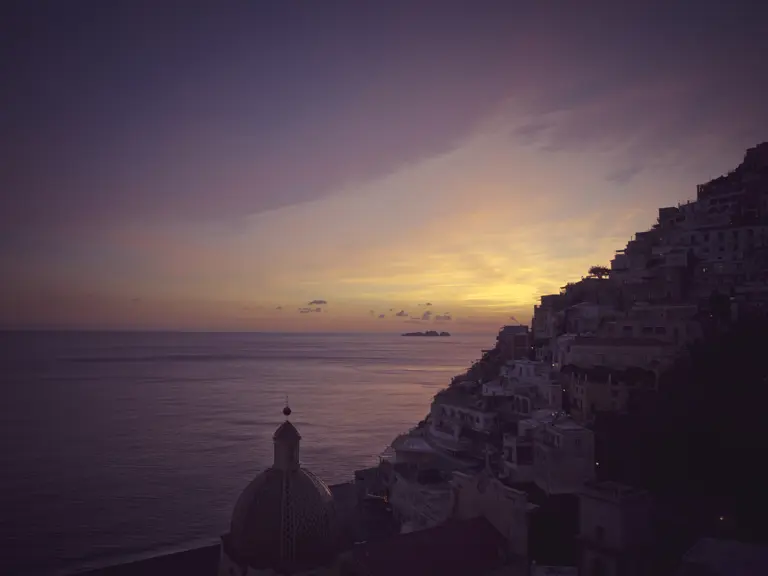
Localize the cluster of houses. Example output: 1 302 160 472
360 143 768 574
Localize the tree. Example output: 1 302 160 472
588 265 610 279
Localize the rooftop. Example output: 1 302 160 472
390 462 451 487
561 365 656 385
548 417 588 433
340 516 522 576
434 390 493 412
74 544 219 576
581 481 650 502
391 434 436 454
499 325 529 334
679 538 768 576
571 336 670 348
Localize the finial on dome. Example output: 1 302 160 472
283 395 291 418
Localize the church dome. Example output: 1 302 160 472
223 410 338 574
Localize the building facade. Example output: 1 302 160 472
578 481 654 576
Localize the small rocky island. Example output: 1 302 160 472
401 330 450 337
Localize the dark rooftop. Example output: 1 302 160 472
572 336 670 347
434 389 493 411
677 538 768 576
390 462 450 485
73 544 219 576
339 516 519 576
560 364 656 385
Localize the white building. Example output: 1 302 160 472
561 336 675 372
565 366 656 423
533 415 595 495
501 412 548 483
430 390 497 434
553 334 578 370
388 429 448 468
428 390 496 455
602 303 701 345
503 360 563 409
563 302 617 335
451 471 532 558
381 461 454 533
482 378 514 397
503 359 549 383
501 410 594 495
533 293 566 343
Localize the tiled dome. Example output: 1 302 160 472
225 412 337 573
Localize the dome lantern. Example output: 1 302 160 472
273 407 301 471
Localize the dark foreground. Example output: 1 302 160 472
76 545 219 576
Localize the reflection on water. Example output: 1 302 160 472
0 331 493 575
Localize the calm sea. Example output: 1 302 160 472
0 330 494 576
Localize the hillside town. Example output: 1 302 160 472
345 142 768 575
84 144 768 576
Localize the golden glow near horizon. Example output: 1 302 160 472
3 118 714 332
4 3 765 332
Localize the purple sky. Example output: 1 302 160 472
2 1 767 330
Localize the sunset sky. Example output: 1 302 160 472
2 1 767 332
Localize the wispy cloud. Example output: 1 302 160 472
4 2 767 331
